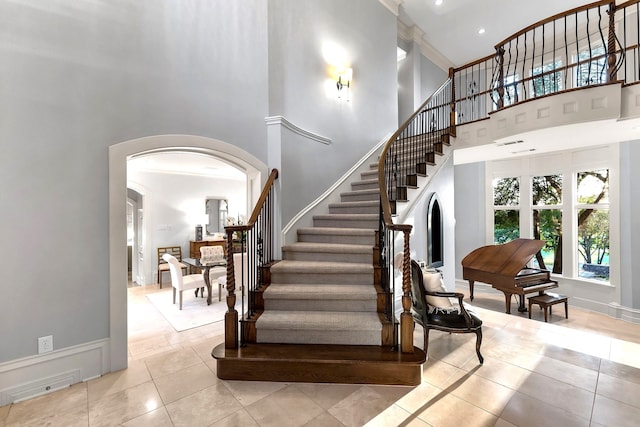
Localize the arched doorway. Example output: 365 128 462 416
109 135 268 371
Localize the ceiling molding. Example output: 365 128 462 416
378 0 403 16
397 20 454 72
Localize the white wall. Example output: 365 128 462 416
267 0 399 224
127 170 246 284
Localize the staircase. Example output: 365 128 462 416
213 80 454 385
258 170 386 346
213 157 427 386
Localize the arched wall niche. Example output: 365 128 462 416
426 192 444 268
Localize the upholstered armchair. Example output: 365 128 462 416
410 259 484 364
162 253 206 310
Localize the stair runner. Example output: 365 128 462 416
255 165 385 346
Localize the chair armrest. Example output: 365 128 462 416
424 291 474 326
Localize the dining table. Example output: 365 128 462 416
181 257 226 305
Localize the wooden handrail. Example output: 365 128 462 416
494 0 611 49
377 78 453 353
223 168 279 349
224 168 279 236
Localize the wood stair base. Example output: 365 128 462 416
212 343 426 386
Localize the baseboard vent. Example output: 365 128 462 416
0 369 81 405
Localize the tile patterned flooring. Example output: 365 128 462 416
2 283 640 426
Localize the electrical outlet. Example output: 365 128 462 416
38 335 53 354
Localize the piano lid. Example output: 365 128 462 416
461 238 545 278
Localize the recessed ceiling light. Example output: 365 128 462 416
435 0 443 5
478 28 486 35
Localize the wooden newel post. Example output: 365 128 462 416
400 229 414 353
225 230 238 349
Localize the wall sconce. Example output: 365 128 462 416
336 67 352 101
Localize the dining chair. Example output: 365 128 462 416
157 246 187 288
162 253 206 310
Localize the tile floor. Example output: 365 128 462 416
2 283 640 426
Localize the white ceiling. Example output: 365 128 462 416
127 152 246 180
399 0 593 67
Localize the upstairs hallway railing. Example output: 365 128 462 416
379 0 640 354
223 168 279 349
454 0 640 125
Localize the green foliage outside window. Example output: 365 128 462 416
494 210 520 244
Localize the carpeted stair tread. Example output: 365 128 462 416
297 227 376 237
313 213 378 220
256 311 382 331
263 284 377 300
282 242 372 254
270 260 372 274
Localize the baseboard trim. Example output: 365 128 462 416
0 338 109 406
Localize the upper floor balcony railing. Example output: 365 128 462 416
453 0 640 125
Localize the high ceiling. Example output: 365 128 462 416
399 0 593 67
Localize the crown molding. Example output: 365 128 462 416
397 20 453 72
378 0 403 16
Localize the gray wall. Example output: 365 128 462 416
408 156 457 290
453 162 487 280
0 0 404 363
620 141 640 309
268 0 399 224
397 40 448 125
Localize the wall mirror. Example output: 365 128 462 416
205 198 228 235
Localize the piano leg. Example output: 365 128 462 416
517 295 528 312
503 292 512 314
468 280 475 301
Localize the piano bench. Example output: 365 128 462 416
528 293 568 322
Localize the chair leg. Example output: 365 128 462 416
424 327 430 358
172 288 176 304
158 269 162 289
179 290 183 310
475 328 484 364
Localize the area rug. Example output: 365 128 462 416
146 288 227 332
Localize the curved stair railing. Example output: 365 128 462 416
223 168 279 349
378 77 454 353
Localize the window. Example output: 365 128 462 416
532 175 563 273
493 177 520 244
532 60 563 97
576 169 610 281
489 152 613 284
577 45 606 86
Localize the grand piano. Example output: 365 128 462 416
462 238 558 314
